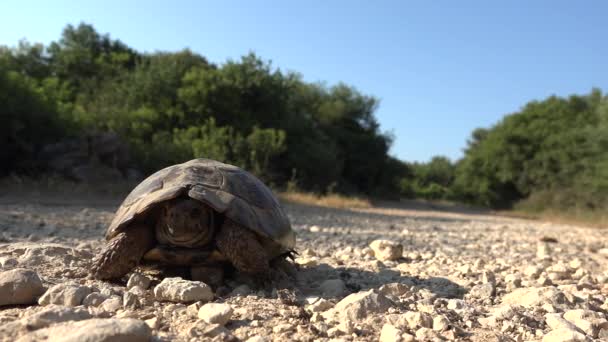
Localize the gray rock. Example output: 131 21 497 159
447 299 467 311
82 293 108 307
415 327 442 341
153 277 213 303
563 309 608 338
22 305 92 329
0 268 45 306
369 240 403 261
272 323 294 333
524 265 543 279
126 273 151 290
186 321 235 340
319 279 347 298
198 303 233 325
16 318 151 342
38 283 91 307
230 285 251 296
545 313 582 332
537 242 551 259
123 292 139 309
404 311 433 329
380 323 403 342
306 298 334 312
469 283 495 299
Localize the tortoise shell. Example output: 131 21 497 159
105 159 295 250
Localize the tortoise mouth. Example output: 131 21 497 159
155 198 216 248
158 224 214 247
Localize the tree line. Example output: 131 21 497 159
2 23 606 213
403 89 608 213
1 23 403 196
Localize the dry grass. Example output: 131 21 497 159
498 208 608 229
278 191 372 209
0 175 135 202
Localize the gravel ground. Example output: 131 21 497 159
0 194 607 341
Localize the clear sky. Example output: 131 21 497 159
2 1 607 162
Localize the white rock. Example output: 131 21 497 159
415 327 441 341
404 311 433 329
22 305 92 329
319 279 347 298
380 323 403 342
16 318 151 342
491 304 519 320
326 326 342 338
337 319 355 334
126 273 151 290
369 240 403 261
501 287 564 308
0 268 45 306
246 336 269 342
433 315 450 331
38 283 91 307
548 263 572 280
198 303 233 326
296 257 318 267
153 277 213 303
273 322 294 333
542 327 589 342
101 296 123 312
123 291 139 309
328 289 393 321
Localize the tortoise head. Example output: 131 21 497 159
156 198 216 247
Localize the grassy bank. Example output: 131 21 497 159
500 207 608 229
278 191 372 209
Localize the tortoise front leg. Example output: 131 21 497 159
91 223 155 280
215 219 271 281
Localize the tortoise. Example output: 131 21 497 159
91 158 296 283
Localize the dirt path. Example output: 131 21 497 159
0 194 606 341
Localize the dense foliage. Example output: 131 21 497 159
3 23 606 212
400 89 608 212
0 23 402 195
454 89 608 210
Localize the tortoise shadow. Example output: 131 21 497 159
292 262 467 301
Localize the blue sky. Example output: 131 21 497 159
2 1 607 162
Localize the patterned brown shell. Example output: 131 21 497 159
105 159 295 250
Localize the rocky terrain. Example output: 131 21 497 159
0 194 607 341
